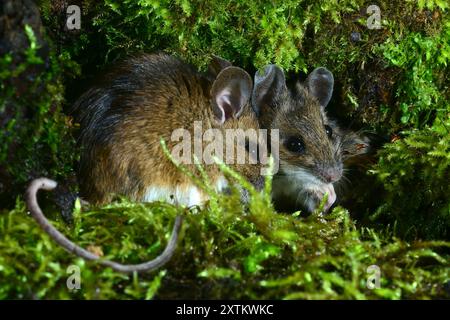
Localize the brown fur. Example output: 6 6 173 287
73 53 262 205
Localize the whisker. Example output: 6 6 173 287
340 174 352 186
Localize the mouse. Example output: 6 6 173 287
25 53 265 273
251 64 369 213
73 53 264 206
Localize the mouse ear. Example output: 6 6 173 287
207 55 232 78
305 67 334 107
211 66 253 124
251 64 287 117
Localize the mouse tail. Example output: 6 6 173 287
25 178 182 273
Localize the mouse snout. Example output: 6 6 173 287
318 165 343 184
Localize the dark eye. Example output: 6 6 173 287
324 125 333 138
285 136 305 154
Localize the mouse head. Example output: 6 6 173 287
206 64 266 191
252 65 343 184
251 65 345 211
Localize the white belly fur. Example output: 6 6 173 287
143 186 203 207
142 176 228 207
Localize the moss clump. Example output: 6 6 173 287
0 168 449 299
368 125 450 240
0 0 79 206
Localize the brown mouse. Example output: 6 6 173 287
251 65 369 213
26 53 265 273
74 53 264 205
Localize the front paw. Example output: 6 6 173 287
305 183 337 213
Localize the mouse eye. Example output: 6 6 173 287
324 125 333 138
284 136 305 154
245 138 259 162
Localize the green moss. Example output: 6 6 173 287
375 19 450 128
0 23 78 205
368 124 450 239
0 168 448 299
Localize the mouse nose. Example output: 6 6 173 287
320 166 343 183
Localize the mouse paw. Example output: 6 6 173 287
307 183 337 213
